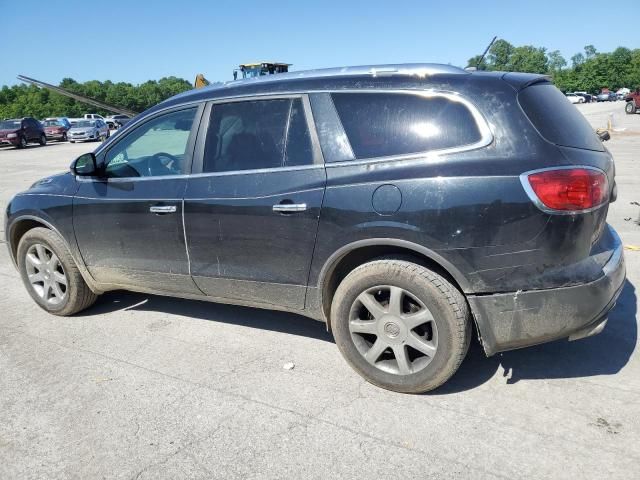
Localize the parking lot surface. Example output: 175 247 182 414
1 103 639 479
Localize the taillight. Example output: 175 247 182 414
521 167 609 213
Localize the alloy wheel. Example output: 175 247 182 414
24 244 68 306
348 285 438 375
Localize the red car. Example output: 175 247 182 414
0 118 47 148
42 118 70 142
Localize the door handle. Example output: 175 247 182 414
149 205 177 214
272 203 307 213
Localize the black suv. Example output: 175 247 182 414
0 117 47 148
4 64 626 393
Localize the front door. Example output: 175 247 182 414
184 96 326 309
74 105 204 294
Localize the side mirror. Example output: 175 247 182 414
71 152 99 176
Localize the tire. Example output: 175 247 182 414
62 132 67 142
39 133 47 146
17 227 98 316
17 136 27 149
625 102 637 115
330 259 471 393
70 140 75 143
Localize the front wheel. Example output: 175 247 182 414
39 134 47 146
17 227 98 316
625 102 637 115
330 259 471 393
17 136 27 148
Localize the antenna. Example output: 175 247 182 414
476 36 497 70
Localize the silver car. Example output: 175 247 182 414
68 119 110 143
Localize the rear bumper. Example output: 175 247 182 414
468 225 626 356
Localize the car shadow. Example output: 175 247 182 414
79 280 637 393
434 279 638 394
79 290 334 342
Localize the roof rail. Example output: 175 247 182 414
221 63 467 87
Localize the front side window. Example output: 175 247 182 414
331 92 483 159
104 107 197 178
203 98 313 173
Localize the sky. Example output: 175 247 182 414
1 0 637 87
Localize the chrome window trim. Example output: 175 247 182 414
86 88 492 178
519 165 609 215
76 163 325 183
189 162 324 179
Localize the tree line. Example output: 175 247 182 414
468 39 640 94
0 76 192 119
2 41 639 120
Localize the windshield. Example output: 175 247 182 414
0 120 21 129
74 121 95 128
43 120 63 127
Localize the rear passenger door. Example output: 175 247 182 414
184 95 326 309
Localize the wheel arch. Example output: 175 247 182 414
316 238 471 330
7 215 63 267
7 214 103 294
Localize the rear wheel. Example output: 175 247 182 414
331 259 471 393
625 102 637 115
17 227 98 316
18 136 27 148
39 134 47 146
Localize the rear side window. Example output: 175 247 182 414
331 92 483 159
203 98 313 173
518 83 604 152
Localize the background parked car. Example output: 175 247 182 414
597 92 617 102
42 118 70 142
0 117 47 148
105 114 132 129
565 93 584 104
83 113 106 122
68 119 110 143
574 92 592 103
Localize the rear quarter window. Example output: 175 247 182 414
330 92 484 159
518 83 604 152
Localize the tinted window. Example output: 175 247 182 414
284 99 313 167
519 83 604 152
105 107 197 178
203 98 313 173
331 92 483 159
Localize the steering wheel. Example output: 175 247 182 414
147 152 181 176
